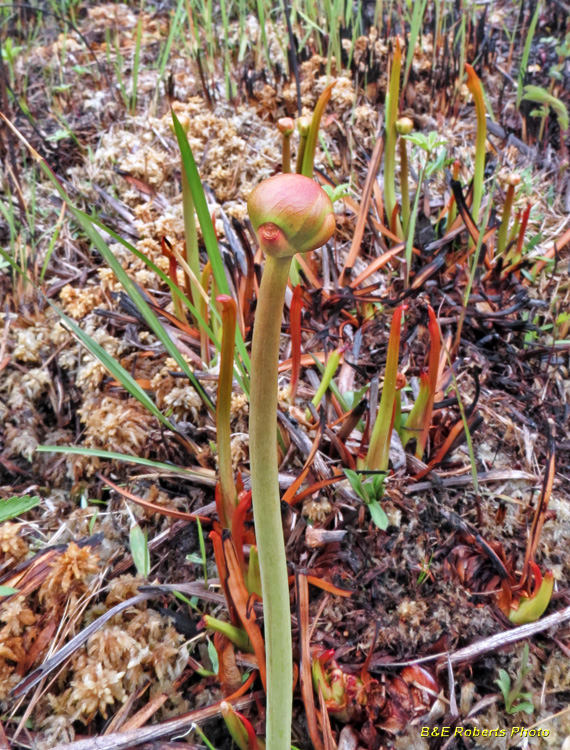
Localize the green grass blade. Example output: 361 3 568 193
70 212 213 406
403 0 429 92
517 2 541 109
36 446 216 485
130 12 143 115
24 151 213 406
171 110 228 295
82 211 220 349
171 109 251 380
48 301 174 428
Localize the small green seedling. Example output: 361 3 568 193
344 469 389 530
521 85 569 133
323 182 352 204
129 520 150 580
495 643 535 715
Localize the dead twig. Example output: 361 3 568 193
47 693 261 750
371 603 570 670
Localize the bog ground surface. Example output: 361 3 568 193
1 2 570 749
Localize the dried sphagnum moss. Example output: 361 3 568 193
60 284 104 319
0 523 29 564
78 394 155 454
38 542 100 608
0 596 37 700
0 596 36 638
151 367 202 422
56 607 187 721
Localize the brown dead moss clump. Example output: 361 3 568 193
39 542 100 609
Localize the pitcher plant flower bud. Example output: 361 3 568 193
247 173 335 750
277 117 295 137
395 116 414 135
248 173 335 259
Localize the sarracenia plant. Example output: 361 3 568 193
366 305 405 472
221 701 265 750
465 64 487 225
384 39 403 239
396 116 414 236
306 346 343 420
496 174 521 256
247 174 335 750
399 305 441 458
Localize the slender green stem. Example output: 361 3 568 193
282 135 291 173
399 137 410 236
249 254 293 750
216 295 238 529
404 162 426 286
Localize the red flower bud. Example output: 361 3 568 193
247 174 335 259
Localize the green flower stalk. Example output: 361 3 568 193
277 117 295 174
216 294 238 529
247 174 335 750
396 116 414 237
